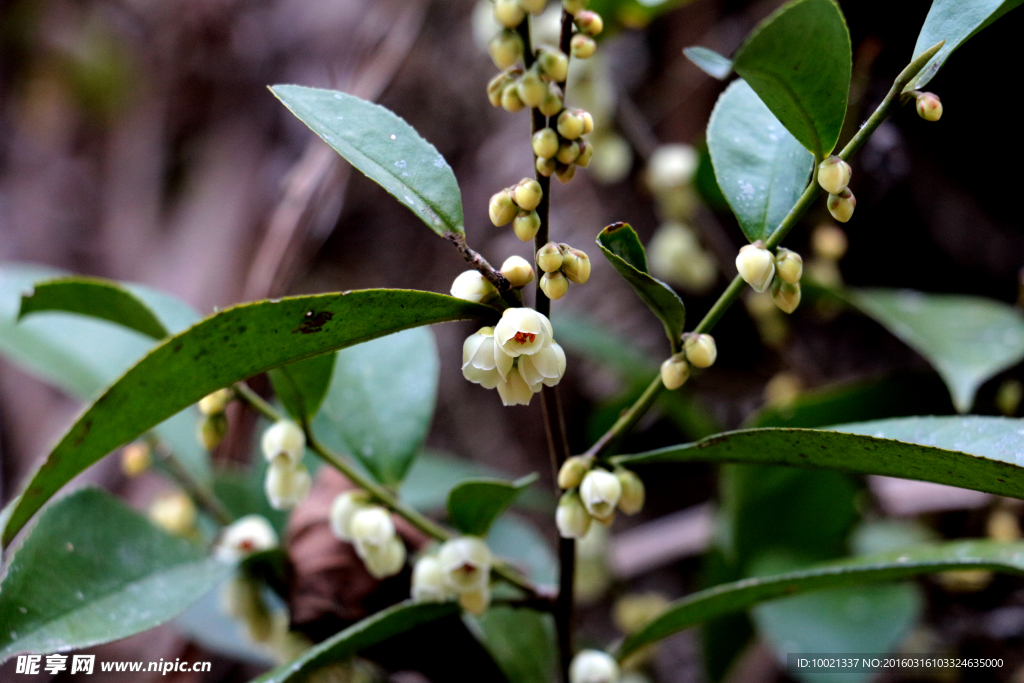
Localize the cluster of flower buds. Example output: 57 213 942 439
261 420 311 510
817 155 856 223
487 56 568 115
462 307 566 406
659 332 716 390
532 108 596 184
535 241 590 300
121 441 152 477
215 514 279 563
197 387 233 451
569 649 621 683
329 491 407 579
489 178 544 241
735 242 804 314
563 1 603 59
411 536 493 614
915 91 942 122
148 491 197 537
556 457 644 537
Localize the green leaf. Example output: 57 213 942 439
0 488 230 662
487 515 558 587
467 606 557 683
267 352 336 423
844 289 1024 412
707 80 814 243
906 0 1023 92
596 223 686 349
19 276 171 339
447 474 538 537
2 290 496 546
271 85 464 237
617 539 1024 660
684 47 733 79
253 601 459 683
313 328 440 486
732 0 851 158
613 415 1024 500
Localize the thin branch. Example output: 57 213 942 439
148 435 234 526
444 232 519 307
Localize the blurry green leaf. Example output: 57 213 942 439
467 606 557 683
2 290 495 547
253 601 459 683
707 80 814 243
597 223 686 349
684 47 733 79
213 470 289 537
173 580 276 666
614 416 1024 500
906 0 1022 92
447 474 538 537
732 0 851 157
268 352 336 423
0 488 230 662
315 328 440 486
694 143 730 213
844 289 1024 412
271 85 464 237
618 539 1024 659
401 452 504 512
488 515 558 587
587 0 697 30
19 276 170 339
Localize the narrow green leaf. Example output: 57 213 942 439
19 276 170 339
844 289 1024 412
253 601 459 683
732 0 851 157
313 328 439 486
447 474 538 537
2 290 496 546
906 0 1022 92
707 80 814 243
268 352 336 423
617 539 1022 660
597 223 686 349
467 606 557 683
0 488 230 662
684 47 733 79
271 85 464 236
614 416 1024 500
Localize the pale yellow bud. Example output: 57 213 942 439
555 162 577 184
149 491 197 536
264 456 312 510
764 371 802 407
198 413 228 451
615 468 645 515
199 388 232 416
811 224 848 261
574 139 594 167
817 155 851 195
774 248 803 284
489 189 518 226
514 210 542 241
517 69 548 109
556 140 581 165
494 0 526 28
537 48 569 83
574 11 603 36
412 555 453 602
539 85 564 117
558 455 591 489
580 469 622 520
501 255 535 288
826 188 856 223
557 491 593 539
488 30 523 70
735 242 776 293
121 442 152 477
451 270 498 303
561 248 591 284
660 353 689 390
360 536 406 579
501 84 526 112
771 279 801 314
580 110 595 135
514 178 543 211
571 34 596 59
540 271 569 300
557 109 585 140
570 650 619 683
916 92 942 121
536 242 564 273
329 490 371 541
536 156 557 178
487 69 520 108
532 127 559 159
683 333 717 368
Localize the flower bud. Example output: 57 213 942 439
557 109 585 140
361 536 406 579
570 34 596 59
562 0 589 14
514 210 542 241
264 456 312 510
494 0 526 28
412 555 453 602
558 455 592 489
488 30 523 70
574 11 603 36
735 242 776 293
536 156 557 178
555 162 577 184
826 188 856 223
450 270 498 304
557 491 593 539
487 69 520 107
501 255 535 288
121 442 152 477
216 514 279 562
501 83 526 112
570 650 620 683
539 85 564 117
561 248 591 284
660 353 690 390
329 490 371 541
514 178 544 211
199 388 232 416
683 333 717 368
489 189 518 226
771 279 801 314
438 536 492 592
536 242 564 273
517 68 548 109
532 127 559 159
774 248 803 284
541 271 569 300
350 505 396 552
519 0 547 15
580 110 595 135
537 48 569 83
811 224 848 261
916 92 942 121
199 413 228 451
647 144 698 192
816 155 851 195
574 139 594 167
556 140 581 165
615 468 645 515
149 491 197 536
459 585 491 615
579 469 622 521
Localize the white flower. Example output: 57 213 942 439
735 243 776 293
349 506 396 554
360 536 406 579
519 342 566 390
216 514 279 562
261 420 305 465
264 455 311 510
438 536 492 593
494 307 553 357
412 555 454 602
570 650 621 683
451 270 497 303
462 327 513 389
556 491 592 539
579 469 622 521
329 491 369 542
647 144 698 193
496 365 537 406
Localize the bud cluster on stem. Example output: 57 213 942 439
536 241 591 300
489 179 545 241
735 242 806 315
411 536 494 615
329 490 407 579
261 420 311 510
817 155 857 223
532 108 596 184
556 458 644 538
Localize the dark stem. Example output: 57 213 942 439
444 232 519 307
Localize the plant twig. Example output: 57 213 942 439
444 232 519 307
149 436 234 526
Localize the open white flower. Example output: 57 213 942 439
496 364 537 406
519 341 566 390
329 491 370 542
579 469 622 521
438 536 492 593
494 307 553 357
216 514 279 562
462 327 513 389
349 506 396 554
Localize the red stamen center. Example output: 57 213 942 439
513 331 536 344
